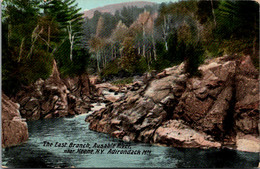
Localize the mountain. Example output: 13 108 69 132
83 1 157 18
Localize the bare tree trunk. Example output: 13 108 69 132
47 25 50 52
114 46 116 59
138 42 141 55
102 50 105 68
253 20 257 56
27 25 43 59
97 51 100 72
148 51 151 70
143 24 146 58
111 43 113 60
105 55 107 67
163 15 168 51
211 0 217 27
68 21 74 61
8 24 11 47
253 34 257 56
152 33 157 61
18 38 25 62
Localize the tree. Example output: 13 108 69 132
89 36 104 72
88 16 107 72
196 0 219 25
120 37 143 74
109 20 128 60
41 0 89 76
2 0 53 96
2 0 90 96
214 0 259 56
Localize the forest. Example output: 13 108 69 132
2 0 259 96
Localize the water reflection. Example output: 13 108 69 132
2 143 72 168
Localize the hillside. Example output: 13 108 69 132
83 1 156 18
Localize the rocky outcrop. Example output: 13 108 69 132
14 60 94 120
2 93 29 147
86 55 259 151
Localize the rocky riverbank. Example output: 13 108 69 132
12 60 97 121
2 94 28 148
86 55 259 152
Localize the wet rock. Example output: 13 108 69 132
123 136 131 142
236 135 260 152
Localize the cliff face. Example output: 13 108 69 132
14 60 95 121
2 94 29 148
86 55 259 152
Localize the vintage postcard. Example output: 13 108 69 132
1 0 259 168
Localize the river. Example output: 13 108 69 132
2 113 259 168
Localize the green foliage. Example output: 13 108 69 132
101 46 148 80
41 0 83 32
20 50 53 84
214 0 259 56
56 40 90 77
204 41 224 58
2 0 90 96
42 0 90 77
196 0 219 24
185 42 205 76
2 0 54 96
120 37 148 75
3 0 258 97
154 0 258 75
2 38 53 95
154 30 205 76
152 34 180 71
111 77 133 85
100 58 125 79
120 45 141 73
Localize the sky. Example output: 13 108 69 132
75 0 177 12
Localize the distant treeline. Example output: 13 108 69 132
2 0 259 96
82 0 259 79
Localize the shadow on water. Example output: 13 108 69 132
2 143 72 168
164 147 259 168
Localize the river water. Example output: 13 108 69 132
2 113 259 168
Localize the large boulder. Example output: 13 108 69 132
2 93 29 148
153 120 221 148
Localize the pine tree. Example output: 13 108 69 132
2 0 54 96
214 0 259 56
41 0 89 77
